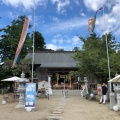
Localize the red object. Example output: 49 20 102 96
97 87 101 91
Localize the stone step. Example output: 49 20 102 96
47 115 61 120
53 108 63 112
53 111 62 114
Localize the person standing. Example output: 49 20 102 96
99 83 108 104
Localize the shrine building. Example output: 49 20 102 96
25 51 80 89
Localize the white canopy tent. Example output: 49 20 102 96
1 76 22 82
1 76 29 82
108 75 120 82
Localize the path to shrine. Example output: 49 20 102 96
0 95 119 120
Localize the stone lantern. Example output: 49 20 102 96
108 74 120 111
113 82 120 111
15 72 29 108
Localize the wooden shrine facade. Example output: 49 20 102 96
25 51 81 89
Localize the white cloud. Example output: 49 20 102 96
95 14 114 34
28 15 32 21
43 17 87 34
84 0 120 36
2 0 33 9
50 16 60 22
52 39 57 43
80 13 86 17
44 32 83 51
52 38 63 44
108 18 116 23
111 2 120 18
71 36 80 45
46 42 70 51
83 0 106 11
51 0 70 14
74 0 80 5
2 0 46 10
108 0 120 35
46 44 58 50
96 14 120 36
50 34 83 50
52 34 64 44
9 12 15 19
2 0 20 7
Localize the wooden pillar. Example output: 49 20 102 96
69 76 71 89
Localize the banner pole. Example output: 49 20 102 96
103 6 111 92
32 0 36 83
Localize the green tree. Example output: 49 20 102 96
56 49 64 51
2 58 32 79
72 47 80 51
74 33 119 83
31 31 46 51
0 15 32 62
0 16 33 83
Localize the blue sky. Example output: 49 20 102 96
0 0 120 51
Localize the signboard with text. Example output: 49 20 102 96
25 83 36 108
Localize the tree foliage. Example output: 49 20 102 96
0 15 47 82
0 16 33 81
0 16 32 62
1 58 31 84
74 33 120 83
72 47 80 51
31 31 46 51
